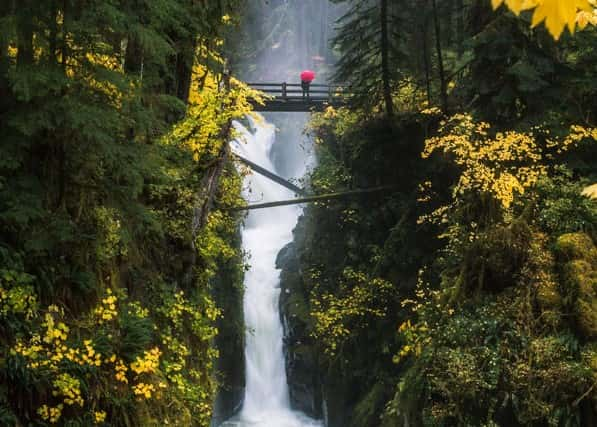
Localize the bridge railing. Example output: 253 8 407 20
247 82 350 103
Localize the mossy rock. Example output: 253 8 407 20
350 383 387 427
536 275 562 325
286 291 310 323
581 343 597 372
561 259 597 338
554 232 597 263
451 220 532 296
536 275 561 308
563 260 595 291
578 298 597 338
576 260 597 338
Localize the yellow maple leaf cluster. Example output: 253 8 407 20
492 0 597 39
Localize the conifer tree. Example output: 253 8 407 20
332 0 401 117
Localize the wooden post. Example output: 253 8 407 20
282 82 287 100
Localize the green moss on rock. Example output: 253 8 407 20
554 233 597 263
350 383 387 427
555 233 597 338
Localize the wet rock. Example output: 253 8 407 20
276 242 298 270
277 241 323 419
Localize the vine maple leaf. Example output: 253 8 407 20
492 0 593 39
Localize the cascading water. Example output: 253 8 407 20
222 114 321 427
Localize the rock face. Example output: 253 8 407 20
276 241 324 419
276 220 356 427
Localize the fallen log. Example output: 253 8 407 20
225 186 394 211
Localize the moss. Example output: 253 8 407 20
578 298 597 338
536 276 561 310
564 260 596 292
556 235 597 338
554 232 597 263
581 343 597 372
523 233 562 326
453 218 533 298
571 260 597 337
350 383 387 427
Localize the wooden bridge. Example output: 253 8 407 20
248 82 350 112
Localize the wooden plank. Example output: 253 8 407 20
258 89 333 94
251 101 338 112
247 82 338 88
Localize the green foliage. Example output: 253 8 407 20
535 168 597 239
311 268 393 356
0 1 249 425
391 277 594 426
293 28 597 423
331 0 401 114
281 105 444 424
350 382 388 427
384 111 597 425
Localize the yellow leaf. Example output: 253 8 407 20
492 0 505 9
577 10 591 28
496 0 594 39
506 0 525 14
493 0 524 14
582 183 597 199
531 0 586 38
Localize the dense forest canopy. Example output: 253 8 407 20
0 0 596 426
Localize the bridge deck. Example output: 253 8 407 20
248 82 349 112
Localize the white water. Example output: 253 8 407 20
222 115 321 427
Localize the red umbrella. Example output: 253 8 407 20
300 70 315 82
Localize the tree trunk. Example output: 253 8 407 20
380 0 394 118
227 186 393 211
183 73 233 287
580 398 597 427
456 0 465 58
124 36 144 77
48 0 59 63
174 38 196 104
61 0 69 72
432 0 448 114
0 0 12 105
16 0 34 70
57 0 70 210
422 20 432 106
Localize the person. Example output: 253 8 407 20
300 70 315 100
301 79 311 99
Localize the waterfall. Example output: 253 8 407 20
222 114 321 427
